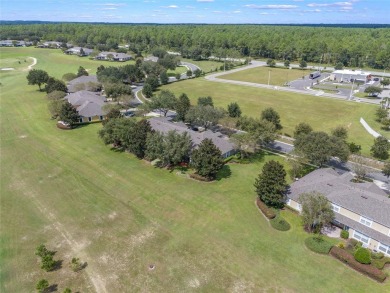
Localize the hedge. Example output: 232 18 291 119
354 247 371 264
372 257 390 270
270 215 291 231
256 199 276 219
330 247 387 282
305 236 333 254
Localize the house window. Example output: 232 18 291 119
359 216 372 227
377 243 390 255
88 117 92 122
79 118 83 123
99 116 104 120
297 203 302 211
286 199 291 206
331 203 340 213
353 231 370 245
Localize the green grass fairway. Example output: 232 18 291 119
161 78 385 155
1 47 389 292
218 66 310 86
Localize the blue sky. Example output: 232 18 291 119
1 0 389 24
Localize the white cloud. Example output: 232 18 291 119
162 5 178 8
233 10 241 13
197 0 214 2
245 4 298 10
101 3 126 7
307 2 353 7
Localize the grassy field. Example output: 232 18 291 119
218 66 311 86
1 47 390 292
161 78 386 155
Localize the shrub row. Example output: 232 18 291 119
189 173 212 182
256 199 276 219
340 230 349 239
270 215 291 231
330 246 387 282
305 236 334 254
372 257 390 270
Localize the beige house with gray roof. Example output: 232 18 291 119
149 117 236 158
287 168 390 255
65 91 107 123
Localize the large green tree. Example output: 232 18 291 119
254 160 288 208
59 102 80 126
227 102 242 118
185 105 225 129
294 131 349 166
77 66 89 77
197 96 213 107
364 86 382 97
147 90 177 117
26 69 49 91
261 107 282 130
126 119 153 158
175 93 191 121
145 131 165 161
298 192 334 234
45 77 67 93
293 122 313 138
370 136 390 160
142 83 153 99
191 138 224 179
162 130 192 166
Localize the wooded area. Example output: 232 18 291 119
1 23 389 69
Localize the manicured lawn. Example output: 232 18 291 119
1 47 389 292
161 78 381 156
218 66 311 86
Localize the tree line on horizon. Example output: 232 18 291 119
1 23 389 69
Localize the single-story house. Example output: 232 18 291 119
149 117 236 158
65 47 93 56
287 168 390 255
329 70 372 83
67 75 100 93
95 52 132 62
37 41 62 48
65 90 107 123
0 40 32 47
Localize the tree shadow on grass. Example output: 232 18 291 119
47 284 58 292
215 164 231 181
52 260 63 271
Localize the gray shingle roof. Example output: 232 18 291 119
65 91 106 118
288 168 390 228
67 75 99 93
149 117 235 156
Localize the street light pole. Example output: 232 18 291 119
349 78 355 99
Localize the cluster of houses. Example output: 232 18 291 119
287 168 390 256
0 40 32 47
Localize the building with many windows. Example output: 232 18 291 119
286 168 390 255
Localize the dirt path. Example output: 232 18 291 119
23 57 37 71
12 179 107 293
